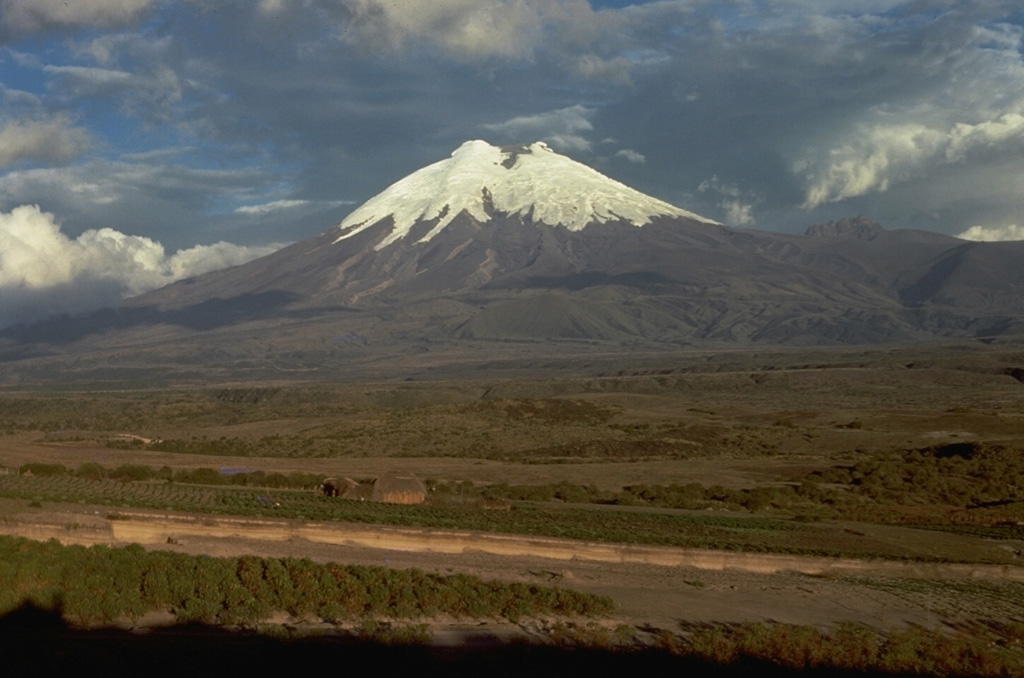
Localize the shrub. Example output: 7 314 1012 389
75 463 107 480
109 464 153 482
19 463 66 477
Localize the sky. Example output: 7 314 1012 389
1 0 1024 327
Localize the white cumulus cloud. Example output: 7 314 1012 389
799 113 1024 209
0 205 281 327
957 224 1024 242
798 122 947 209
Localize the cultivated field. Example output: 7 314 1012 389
2 340 1024 674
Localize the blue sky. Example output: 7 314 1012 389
1 1 1024 326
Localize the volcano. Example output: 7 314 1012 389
3 141 1024 380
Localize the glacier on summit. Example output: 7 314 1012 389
334 140 717 250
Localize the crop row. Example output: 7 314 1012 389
0 474 838 556
0 535 611 625
0 475 220 506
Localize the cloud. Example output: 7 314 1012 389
0 159 269 231
0 0 155 36
957 224 1024 242
336 0 545 59
613 149 645 164
234 199 354 215
334 0 611 62
0 115 93 168
697 175 759 226
235 199 314 215
0 205 281 327
720 201 754 226
43 63 183 123
799 114 1024 209
946 113 1024 162
2 0 1023 247
0 83 40 106
569 54 632 84
481 105 595 152
798 122 946 209
789 13 1024 211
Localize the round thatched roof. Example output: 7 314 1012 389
371 471 427 504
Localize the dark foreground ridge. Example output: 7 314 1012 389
0 602 948 678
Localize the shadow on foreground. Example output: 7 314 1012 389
0 603 945 678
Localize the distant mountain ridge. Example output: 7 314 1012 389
805 215 883 239
2 141 1023 380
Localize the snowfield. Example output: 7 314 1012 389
334 140 717 250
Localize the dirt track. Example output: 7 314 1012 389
4 502 1023 633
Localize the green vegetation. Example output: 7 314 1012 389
473 479 821 513
455 441 1024 534
805 442 1024 508
0 535 612 626
843 576 1024 621
19 460 325 490
0 388 350 434
6 455 1024 558
0 474 831 556
1 388 762 461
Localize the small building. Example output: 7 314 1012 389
319 477 366 498
341 478 373 501
318 477 341 497
371 471 427 505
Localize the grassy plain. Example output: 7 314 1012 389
2 340 1024 673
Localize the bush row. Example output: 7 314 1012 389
472 480 825 513
0 536 612 626
17 462 323 489
806 443 1024 508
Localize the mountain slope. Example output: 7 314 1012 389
2 143 1024 379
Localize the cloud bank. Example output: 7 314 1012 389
0 0 155 37
957 224 1024 242
0 205 281 327
333 0 616 62
1 0 1024 273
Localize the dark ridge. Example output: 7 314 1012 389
805 215 883 239
1002 367 1024 384
0 291 301 347
898 244 970 306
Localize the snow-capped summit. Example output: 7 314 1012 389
334 140 716 250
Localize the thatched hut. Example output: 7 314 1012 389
319 477 365 499
371 471 427 505
342 478 373 501
318 477 341 497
